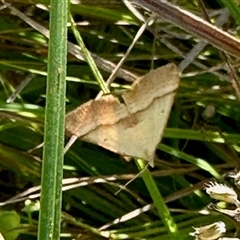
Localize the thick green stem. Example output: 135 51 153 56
38 1 68 239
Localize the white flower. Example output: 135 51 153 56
205 182 238 204
189 221 226 240
209 204 240 222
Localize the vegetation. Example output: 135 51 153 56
0 0 240 239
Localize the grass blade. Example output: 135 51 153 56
219 0 240 26
135 158 179 239
38 1 68 239
68 12 109 94
158 144 223 181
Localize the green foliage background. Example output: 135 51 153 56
0 0 240 239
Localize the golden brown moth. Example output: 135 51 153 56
66 63 179 166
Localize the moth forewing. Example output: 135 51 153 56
65 63 180 166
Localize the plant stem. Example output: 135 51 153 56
38 1 68 239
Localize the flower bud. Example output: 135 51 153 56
189 221 226 240
205 182 238 204
209 204 240 222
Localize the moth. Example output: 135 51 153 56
66 63 179 166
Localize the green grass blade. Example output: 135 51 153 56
164 128 240 144
0 142 41 181
135 158 179 239
68 12 110 94
219 0 240 26
158 144 223 181
37 1 68 239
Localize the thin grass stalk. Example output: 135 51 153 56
164 128 240 144
134 0 240 58
68 12 109 94
135 158 179 239
38 1 68 239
